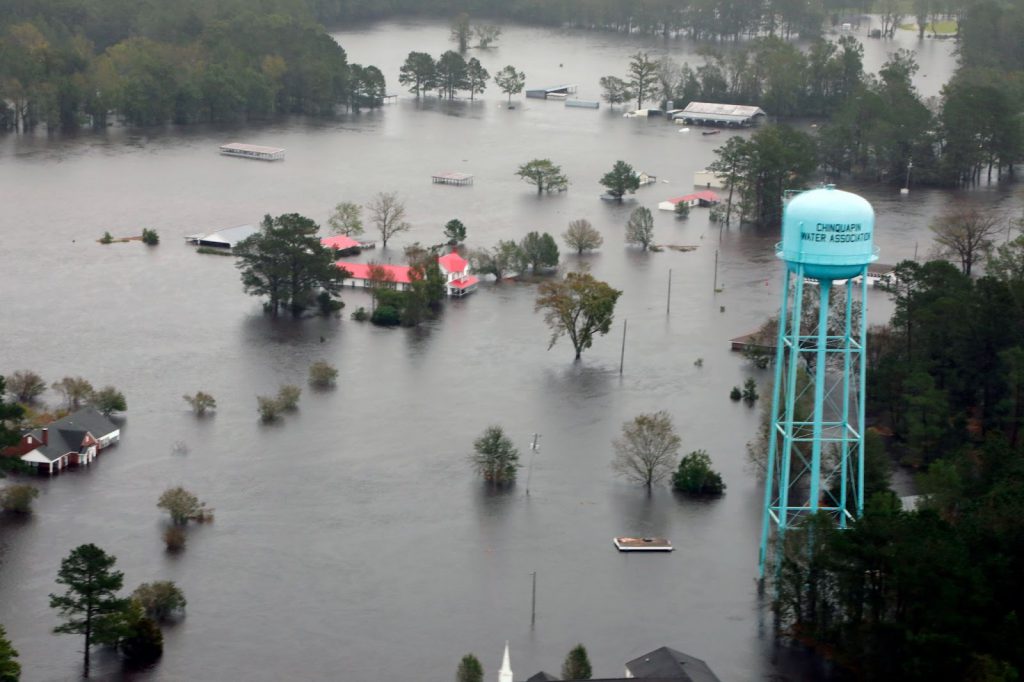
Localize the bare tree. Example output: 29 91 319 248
366 192 411 248
563 219 604 255
930 206 1004 277
626 207 655 250
612 411 682 487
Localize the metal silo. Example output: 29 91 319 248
758 185 878 581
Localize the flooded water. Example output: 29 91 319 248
0 19 1019 682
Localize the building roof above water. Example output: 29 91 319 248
186 224 259 248
322 235 362 251
336 262 413 284
624 646 721 682
680 102 766 118
438 252 468 274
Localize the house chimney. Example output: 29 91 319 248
41 428 48 446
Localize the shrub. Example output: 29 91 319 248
99 231 113 244
119 605 163 666
183 391 216 415
470 425 520 484
157 487 212 525
351 307 369 321
730 386 742 401
141 228 159 245
276 385 301 410
308 361 338 388
742 377 759 403
163 527 186 552
0 484 40 514
90 385 126 416
6 369 46 403
674 201 690 219
257 395 280 422
371 305 401 326
317 290 342 315
673 450 726 495
132 581 186 622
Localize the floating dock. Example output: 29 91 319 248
219 143 285 161
432 171 474 186
526 84 579 100
613 537 673 552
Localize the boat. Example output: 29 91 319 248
613 537 673 552
702 130 721 136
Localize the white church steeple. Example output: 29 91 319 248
498 641 513 682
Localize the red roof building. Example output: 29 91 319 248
322 235 363 252
336 251 478 297
658 190 721 211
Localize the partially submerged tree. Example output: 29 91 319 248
90 386 126 416
444 219 467 244
132 581 186 623
930 205 1004 277
276 385 301 410
516 159 568 194
600 160 640 201
474 24 501 48
465 58 489 100
49 544 130 679
0 484 39 514
470 241 526 282
366 192 411 248
308 361 338 388
520 231 559 273
494 65 526 103
673 450 726 495
0 624 21 682
562 644 593 680
183 391 216 416
450 13 471 52
234 213 346 316
327 202 364 237
6 370 45 404
612 411 682 487
436 50 469 99
535 272 622 360
471 425 520 484
0 378 25 478
627 51 659 109
626 206 655 250
563 219 603 255
599 75 632 107
157 487 212 525
398 51 436 97
51 376 93 410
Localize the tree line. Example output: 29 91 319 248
0 0 384 131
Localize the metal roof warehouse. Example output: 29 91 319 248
673 102 766 127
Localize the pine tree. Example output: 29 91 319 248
562 643 593 679
49 544 130 678
0 624 21 682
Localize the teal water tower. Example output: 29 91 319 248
758 186 878 581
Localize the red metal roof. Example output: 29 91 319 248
336 262 413 284
438 252 468 274
663 189 720 202
322 235 362 251
449 275 479 289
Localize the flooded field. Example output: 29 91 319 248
0 19 1019 681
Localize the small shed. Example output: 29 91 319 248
432 171 474 186
321 235 362 254
525 84 578 99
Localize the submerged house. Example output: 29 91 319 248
336 252 478 297
509 644 721 681
672 102 766 127
658 191 721 211
2 407 120 475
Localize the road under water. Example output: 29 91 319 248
0 19 1020 681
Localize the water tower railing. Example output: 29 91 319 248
774 242 880 265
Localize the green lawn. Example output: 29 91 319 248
898 19 958 34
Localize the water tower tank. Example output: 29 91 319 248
777 185 877 280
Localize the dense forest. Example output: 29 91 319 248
0 0 386 131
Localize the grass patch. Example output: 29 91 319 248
898 19 957 33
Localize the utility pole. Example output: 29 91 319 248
619 319 627 375
525 433 540 496
531 571 537 628
713 249 719 292
666 269 672 315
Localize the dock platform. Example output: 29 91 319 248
614 537 673 552
219 142 285 161
432 171 474 186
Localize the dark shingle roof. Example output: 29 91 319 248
525 673 560 681
624 647 721 682
24 408 118 462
